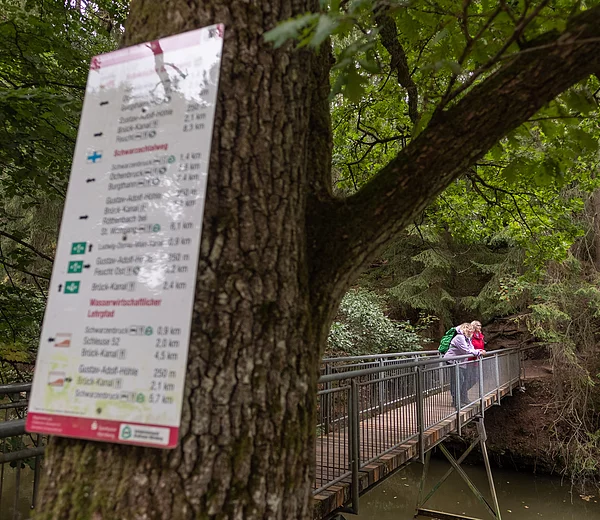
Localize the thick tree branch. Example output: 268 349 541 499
308 5 600 297
0 230 54 263
0 258 50 280
375 12 419 125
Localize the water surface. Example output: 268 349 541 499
2 459 600 519
355 459 600 519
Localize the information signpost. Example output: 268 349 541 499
26 25 224 448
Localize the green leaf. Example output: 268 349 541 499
563 90 597 115
344 67 366 103
570 128 598 153
535 159 559 186
348 0 372 14
334 18 354 37
264 14 319 48
431 27 449 46
311 14 339 47
489 144 504 162
447 61 461 75
538 120 563 140
413 110 433 137
358 58 380 74
502 158 526 183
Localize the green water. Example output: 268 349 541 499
2 460 600 519
354 459 600 520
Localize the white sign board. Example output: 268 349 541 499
26 25 224 448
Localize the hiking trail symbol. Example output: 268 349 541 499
54 333 72 348
64 281 80 294
71 242 86 255
68 261 83 274
86 151 102 163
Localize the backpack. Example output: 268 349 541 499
438 327 458 354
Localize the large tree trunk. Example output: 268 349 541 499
36 1 335 519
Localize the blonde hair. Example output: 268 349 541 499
471 321 481 328
458 323 475 335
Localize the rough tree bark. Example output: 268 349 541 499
36 2 600 520
593 189 600 270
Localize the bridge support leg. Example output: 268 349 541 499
414 417 502 520
416 449 431 509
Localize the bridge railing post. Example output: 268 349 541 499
479 356 485 417
495 353 501 405
415 366 425 463
509 353 514 396
323 364 331 435
455 362 461 435
32 433 41 509
348 379 360 514
378 357 385 413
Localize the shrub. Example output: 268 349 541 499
327 288 423 356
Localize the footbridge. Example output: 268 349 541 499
0 348 524 520
313 348 524 520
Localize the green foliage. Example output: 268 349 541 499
0 0 127 201
0 0 127 382
264 13 321 48
326 288 424 355
524 261 600 484
264 1 600 241
362 228 528 328
268 1 591 116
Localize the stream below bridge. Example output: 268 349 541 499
354 458 600 520
1 459 600 519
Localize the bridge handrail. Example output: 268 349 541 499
0 380 43 515
0 382 31 395
321 350 439 363
318 347 517 384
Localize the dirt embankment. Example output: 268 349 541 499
445 358 560 476
483 376 558 474
481 318 559 474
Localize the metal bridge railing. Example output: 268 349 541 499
0 348 525 518
320 350 440 378
314 348 525 504
0 382 45 520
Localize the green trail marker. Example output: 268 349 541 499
70 242 87 255
68 261 83 273
64 281 80 294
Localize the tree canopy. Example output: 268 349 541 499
0 0 127 382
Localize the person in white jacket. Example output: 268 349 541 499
443 322 486 407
